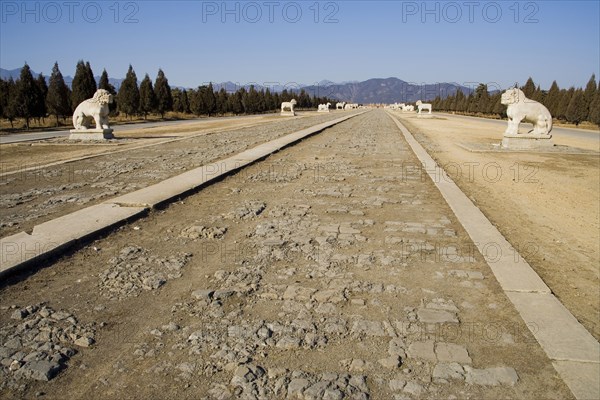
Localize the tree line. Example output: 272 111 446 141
428 75 600 127
0 61 336 130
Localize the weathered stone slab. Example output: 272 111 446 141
552 361 600 400
506 292 600 363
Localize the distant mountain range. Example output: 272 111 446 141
1 68 471 103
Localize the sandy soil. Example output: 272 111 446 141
0 110 572 399
392 112 600 341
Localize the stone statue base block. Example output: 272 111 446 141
417 113 433 118
69 129 114 141
501 133 554 150
317 110 330 113
280 111 296 116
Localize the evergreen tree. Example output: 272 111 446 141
172 88 183 113
557 88 574 120
118 65 140 118
190 87 207 116
35 73 48 121
264 88 275 111
521 77 536 98
46 62 71 126
179 89 190 114
216 88 229 114
154 69 173 118
544 81 561 117
532 85 545 103
13 63 42 129
98 69 117 115
229 89 244 115
583 74 597 121
85 61 97 91
588 88 600 126
71 60 96 111
0 79 9 125
566 89 587 125
244 85 260 113
201 83 216 116
139 74 157 119
474 84 489 113
3 78 18 128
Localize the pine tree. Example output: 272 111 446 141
544 81 561 117
190 87 206 116
85 62 97 91
13 63 42 129
521 77 536 98
566 89 587 126
474 84 489 113
154 69 173 119
3 78 18 128
216 88 229 115
532 85 545 103
46 63 71 126
244 86 260 114
181 89 190 114
34 73 48 122
71 60 96 111
118 65 140 118
202 83 216 116
139 74 157 119
229 89 243 115
557 88 574 120
583 74 597 121
0 79 9 124
98 69 117 115
588 88 600 126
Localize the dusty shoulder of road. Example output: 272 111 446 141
395 113 600 341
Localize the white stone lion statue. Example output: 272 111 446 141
281 99 297 113
72 89 113 130
501 88 552 135
336 102 346 110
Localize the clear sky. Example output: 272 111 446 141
1 0 598 90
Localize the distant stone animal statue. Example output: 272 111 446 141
344 103 359 110
281 99 297 113
501 88 553 135
336 102 346 110
402 105 414 112
416 100 432 114
72 89 113 130
318 103 331 112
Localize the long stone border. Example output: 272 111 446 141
387 111 599 400
0 112 364 279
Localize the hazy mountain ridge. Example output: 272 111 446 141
1 68 471 102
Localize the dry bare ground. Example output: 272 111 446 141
393 112 600 342
0 110 573 399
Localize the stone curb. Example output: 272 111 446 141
387 111 599 400
0 112 363 279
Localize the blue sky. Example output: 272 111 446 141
1 1 598 90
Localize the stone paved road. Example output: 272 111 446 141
0 110 572 399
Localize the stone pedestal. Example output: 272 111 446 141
69 129 114 141
501 133 554 150
317 109 330 113
280 111 296 117
417 113 433 118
